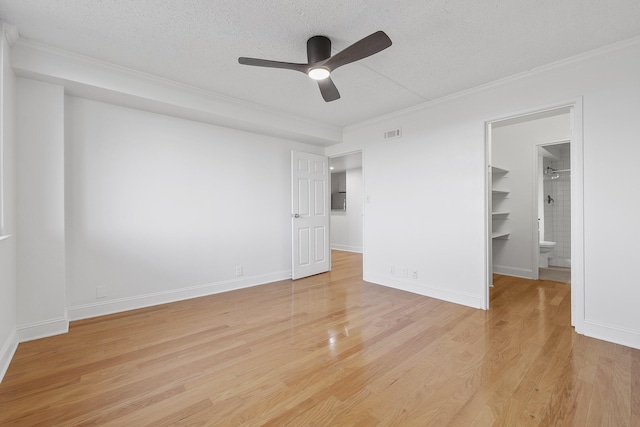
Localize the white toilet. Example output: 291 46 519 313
539 241 556 267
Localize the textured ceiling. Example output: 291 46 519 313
1 0 640 128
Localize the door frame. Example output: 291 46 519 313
484 98 584 332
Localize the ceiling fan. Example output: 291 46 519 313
238 31 392 102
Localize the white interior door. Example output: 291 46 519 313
291 151 330 279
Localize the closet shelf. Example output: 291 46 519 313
492 211 510 216
491 166 509 174
492 232 510 239
492 189 509 196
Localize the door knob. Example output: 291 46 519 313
294 213 300 218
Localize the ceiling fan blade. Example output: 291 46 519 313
324 31 392 71
238 57 308 73
317 77 340 102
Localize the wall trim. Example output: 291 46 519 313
331 244 363 253
17 317 69 343
492 265 535 280
364 274 483 309
0 328 18 383
68 271 291 321
583 320 640 350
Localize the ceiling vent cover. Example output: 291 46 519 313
384 128 402 140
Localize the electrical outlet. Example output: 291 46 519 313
412 270 418 280
96 286 106 298
390 265 395 275
236 265 243 277
401 267 408 278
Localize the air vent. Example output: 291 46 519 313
384 128 402 140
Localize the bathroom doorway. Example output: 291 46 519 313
537 141 571 284
485 100 585 329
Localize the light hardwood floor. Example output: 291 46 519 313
1 251 638 426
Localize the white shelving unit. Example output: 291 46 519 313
491 166 510 240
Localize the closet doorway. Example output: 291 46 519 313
485 101 584 330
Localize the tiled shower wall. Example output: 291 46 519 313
543 146 571 268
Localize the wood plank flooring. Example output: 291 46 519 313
1 250 638 426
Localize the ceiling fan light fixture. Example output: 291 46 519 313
308 67 330 80
238 31 392 102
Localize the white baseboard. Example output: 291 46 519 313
364 274 483 309
492 265 535 279
583 320 640 350
330 244 363 253
0 328 18 383
17 317 69 343
68 270 291 321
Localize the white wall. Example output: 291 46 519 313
327 39 640 349
15 78 67 340
64 96 322 318
345 114 487 309
0 25 18 382
330 167 363 252
491 113 571 278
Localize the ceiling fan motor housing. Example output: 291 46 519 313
307 36 331 64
